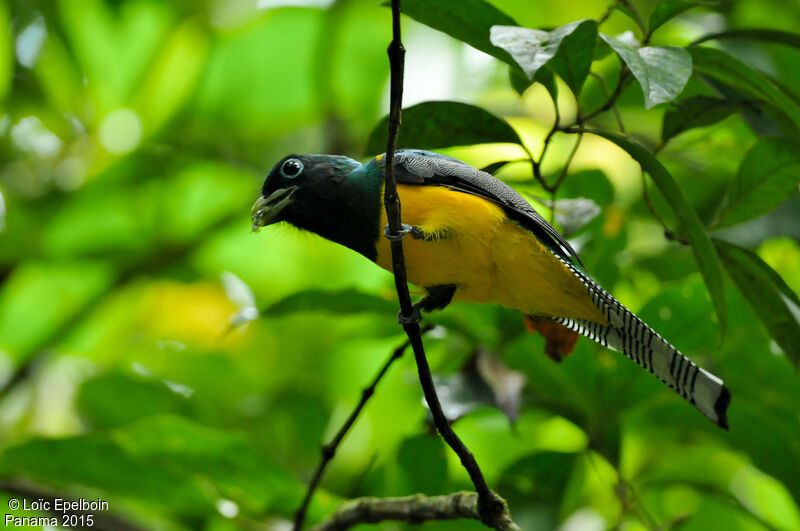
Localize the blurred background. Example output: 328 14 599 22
0 0 799 529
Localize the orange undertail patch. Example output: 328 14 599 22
524 315 579 362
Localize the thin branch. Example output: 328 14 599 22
582 69 631 123
551 131 584 192
310 492 520 531
381 2 515 528
589 71 627 134
293 327 433 531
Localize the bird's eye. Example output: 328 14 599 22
281 158 304 178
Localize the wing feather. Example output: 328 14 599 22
389 150 583 267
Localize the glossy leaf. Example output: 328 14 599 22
262 288 396 316
715 239 800 366
398 0 517 63
649 0 712 34
662 96 739 142
491 20 597 95
715 138 800 228
591 129 727 335
364 101 522 155
689 45 800 135
601 34 692 108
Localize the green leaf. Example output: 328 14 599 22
481 159 513 175
398 0 517 63
689 45 800 136
694 28 800 49
262 288 396 316
553 197 601 236
364 101 522 155
0 435 214 517
662 96 739 142
714 138 800 228
509 66 533 96
115 416 293 513
0 415 296 518
133 20 208 135
491 20 598 96
0 1 10 102
0 261 116 361
77 372 190 429
715 239 800 366
498 451 577 504
397 434 448 495
536 67 559 104
590 129 727 335
649 0 712 34
509 65 559 105
600 34 692 108
611 4 640 25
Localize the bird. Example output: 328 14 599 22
251 149 731 429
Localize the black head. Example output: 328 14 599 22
251 153 382 260
251 154 352 230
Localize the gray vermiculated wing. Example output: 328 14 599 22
390 150 582 266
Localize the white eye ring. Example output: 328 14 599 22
281 158 304 178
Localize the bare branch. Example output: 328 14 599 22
310 492 520 531
379 1 517 528
293 327 433 530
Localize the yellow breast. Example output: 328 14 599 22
375 184 609 325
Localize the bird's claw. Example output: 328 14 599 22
384 223 414 241
398 306 422 325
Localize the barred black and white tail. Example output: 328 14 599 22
554 259 731 429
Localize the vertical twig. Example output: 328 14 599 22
382 1 511 528
293 328 432 530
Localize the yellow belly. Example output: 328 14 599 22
375 185 609 324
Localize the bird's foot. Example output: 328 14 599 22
397 305 423 325
384 223 414 241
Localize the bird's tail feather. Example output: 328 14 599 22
554 259 731 429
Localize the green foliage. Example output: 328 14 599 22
661 96 739 142
647 0 712 35
689 45 800 138
364 101 522 155
600 35 692 109
591 129 727 335
714 137 800 228
0 0 798 530
397 0 517 63
715 239 800 366
491 20 598 95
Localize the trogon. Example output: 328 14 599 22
251 149 730 429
